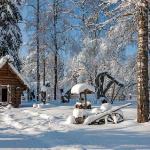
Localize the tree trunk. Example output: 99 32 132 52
43 57 46 86
137 0 149 123
53 0 58 100
36 0 40 101
54 53 58 100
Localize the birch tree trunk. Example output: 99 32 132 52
137 0 149 123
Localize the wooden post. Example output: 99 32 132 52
84 92 87 109
111 83 115 104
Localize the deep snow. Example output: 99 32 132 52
0 100 150 150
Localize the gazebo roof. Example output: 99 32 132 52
71 83 95 94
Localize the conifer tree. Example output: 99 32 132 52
0 0 22 69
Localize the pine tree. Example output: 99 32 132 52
0 0 22 69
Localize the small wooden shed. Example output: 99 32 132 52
0 56 28 107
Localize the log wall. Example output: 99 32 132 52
0 63 27 107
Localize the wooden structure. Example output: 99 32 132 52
0 56 28 107
71 83 95 109
95 72 124 103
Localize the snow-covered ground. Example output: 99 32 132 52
0 100 150 150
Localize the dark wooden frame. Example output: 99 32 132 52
95 72 124 103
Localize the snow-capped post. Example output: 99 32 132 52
137 0 149 123
36 0 40 101
71 83 95 109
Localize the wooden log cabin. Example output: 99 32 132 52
0 55 28 107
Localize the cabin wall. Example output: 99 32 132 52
0 87 2 102
0 63 27 107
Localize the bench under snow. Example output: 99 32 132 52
84 103 131 125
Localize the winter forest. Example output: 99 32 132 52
0 0 150 149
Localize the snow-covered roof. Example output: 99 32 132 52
0 55 29 87
0 55 14 68
71 83 95 94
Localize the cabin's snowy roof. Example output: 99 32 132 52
0 55 29 87
71 83 95 94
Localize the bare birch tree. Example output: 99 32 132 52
137 0 149 123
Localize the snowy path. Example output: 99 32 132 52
0 101 150 149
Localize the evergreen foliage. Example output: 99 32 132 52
0 0 22 69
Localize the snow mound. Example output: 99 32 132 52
37 103 43 108
73 108 84 118
6 104 12 109
91 108 100 114
33 103 51 109
33 103 37 108
2 114 23 129
76 102 82 105
39 114 50 120
100 103 112 112
65 115 76 124
23 110 39 116
87 101 91 105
